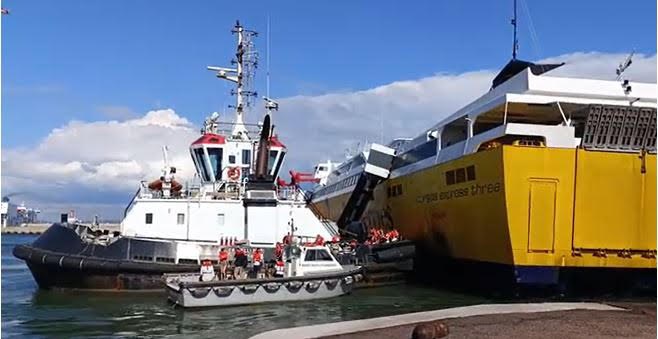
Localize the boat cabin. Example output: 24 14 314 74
189 132 286 184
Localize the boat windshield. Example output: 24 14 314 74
194 148 211 181
207 147 223 181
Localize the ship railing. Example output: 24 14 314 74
277 186 305 201
123 185 144 217
207 181 242 200
210 121 262 138
295 187 340 237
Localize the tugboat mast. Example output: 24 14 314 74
207 20 259 140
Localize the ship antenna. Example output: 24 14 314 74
207 20 258 140
267 15 271 101
511 0 518 59
263 15 279 116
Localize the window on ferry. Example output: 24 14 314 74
391 139 437 170
177 213 185 225
217 214 225 227
305 250 316 261
229 155 236 164
456 168 466 183
446 170 456 185
145 213 153 224
242 149 251 165
441 116 468 148
206 147 224 181
194 148 211 181
466 165 476 181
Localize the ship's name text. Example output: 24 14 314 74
416 182 501 203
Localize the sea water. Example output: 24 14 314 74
1 234 487 338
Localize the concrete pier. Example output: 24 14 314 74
251 302 655 339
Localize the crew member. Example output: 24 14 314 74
274 259 285 278
252 248 263 279
234 247 248 280
283 232 292 245
199 259 215 282
218 248 229 280
314 234 325 246
274 242 283 260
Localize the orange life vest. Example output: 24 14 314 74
253 251 263 265
219 250 228 262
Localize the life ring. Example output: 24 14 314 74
227 167 241 181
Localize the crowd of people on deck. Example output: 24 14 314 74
199 228 402 281
365 228 400 245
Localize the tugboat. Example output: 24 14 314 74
164 233 362 308
13 21 338 291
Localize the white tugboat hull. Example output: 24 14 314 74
164 268 362 308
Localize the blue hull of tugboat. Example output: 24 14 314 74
12 223 199 291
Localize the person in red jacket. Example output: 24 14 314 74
282 232 291 245
274 242 283 260
218 248 229 280
252 248 263 278
314 234 325 246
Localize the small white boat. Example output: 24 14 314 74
164 240 362 308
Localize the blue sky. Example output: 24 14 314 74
1 0 656 220
3 0 656 147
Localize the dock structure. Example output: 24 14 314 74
2 223 120 235
251 302 633 339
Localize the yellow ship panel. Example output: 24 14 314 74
313 144 656 270
361 146 656 270
571 149 656 252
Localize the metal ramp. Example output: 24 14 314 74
581 105 657 152
335 144 395 230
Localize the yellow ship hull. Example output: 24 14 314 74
313 145 656 285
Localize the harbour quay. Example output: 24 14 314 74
253 302 656 339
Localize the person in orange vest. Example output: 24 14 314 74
275 242 283 260
391 229 400 241
274 259 285 278
314 234 325 246
218 248 229 280
199 259 215 282
331 235 341 243
283 232 291 245
252 248 263 279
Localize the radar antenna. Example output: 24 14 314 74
207 20 259 140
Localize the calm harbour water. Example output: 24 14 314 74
1 234 488 338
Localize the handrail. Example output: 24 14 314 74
170 266 363 289
123 187 142 218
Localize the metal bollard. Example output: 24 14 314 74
411 321 449 339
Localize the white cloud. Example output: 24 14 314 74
2 109 199 220
539 52 656 82
97 105 137 120
1 51 655 221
